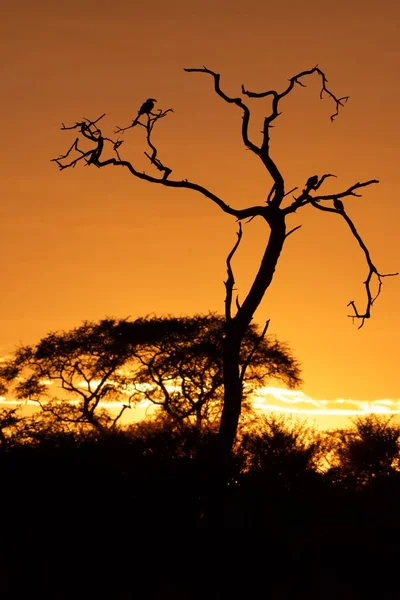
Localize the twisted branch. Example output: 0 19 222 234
309 197 398 327
52 114 266 221
185 66 285 203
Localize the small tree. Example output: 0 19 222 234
52 65 396 456
329 415 400 488
0 315 300 433
0 318 137 432
240 414 326 486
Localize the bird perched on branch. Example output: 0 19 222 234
305 175 319 191
334 199 344 211
132 98 157 126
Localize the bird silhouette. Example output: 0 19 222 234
132 98 157 125
334 199 344 211
305 175 319 190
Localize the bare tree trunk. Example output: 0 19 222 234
50 65 395 525
219 213 287 456
219 335 242 458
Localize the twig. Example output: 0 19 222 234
224 224 243 322
239 319 270 384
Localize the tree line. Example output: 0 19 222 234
1 317 400 596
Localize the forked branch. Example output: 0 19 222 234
184 65 347 206
241 65 349 122
184 66 259 156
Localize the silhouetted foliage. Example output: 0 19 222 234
0 407 23 451
328 415 400 489
0 314 301 432
0 318 140 432
131 314 301 428
241 414 326 482
1 413 400 596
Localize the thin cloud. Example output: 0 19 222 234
253 387 400 417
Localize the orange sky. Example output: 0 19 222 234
1 0 400 427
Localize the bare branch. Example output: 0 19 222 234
314 179 379 202
143 110 174 179
115 108 174 179
310 199 398 327
315 173 337 189
52 113 267 220
284 178 378 215
285 225 302 238
239 319 270 385
240 66 348 207
241 65 349 122
224 224 243 322
110 402 131 429
185 66 286 204
283 186 298 198
266 184 276 204
184 66 259 156
51 68 394 331
97 155 266 220
50 138 91 170
51 115 121 170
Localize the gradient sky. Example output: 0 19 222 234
1 0 400 427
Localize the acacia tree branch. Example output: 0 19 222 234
309 199 398 327
224 224 243 322
52 114 265 221
134 353 175 415
36 399 86 426
51 115 117 170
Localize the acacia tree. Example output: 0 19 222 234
0 319 138 433
51 65 396 457
130 314 301 429
0 315 300 433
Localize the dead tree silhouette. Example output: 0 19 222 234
51 64 397 459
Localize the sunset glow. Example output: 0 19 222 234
1 0 399 425
3 386 400 430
